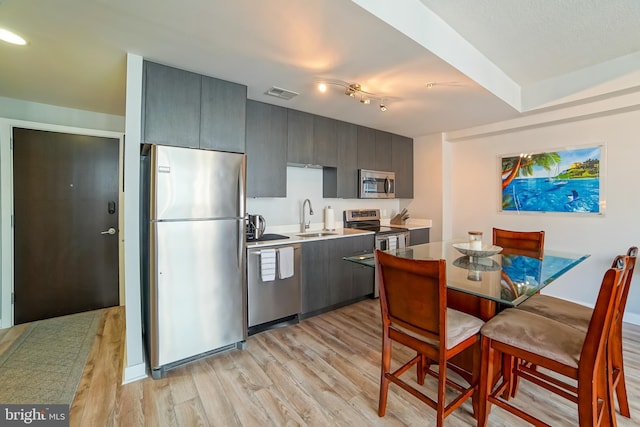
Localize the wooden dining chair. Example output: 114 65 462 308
374 249 484 427
477 256 629 427
515 246 638 417
492 227 545 260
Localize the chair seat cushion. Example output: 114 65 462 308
393 309 484 350
516 294 592 333
481 309 585 369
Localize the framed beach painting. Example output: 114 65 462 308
499 145 604 215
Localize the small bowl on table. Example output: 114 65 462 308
452 243 503 261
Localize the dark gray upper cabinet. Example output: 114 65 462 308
143 61 201 148
336 121 358 198
313 115 337 167
392 134 414 198
357 126 394 172
357 126 376 170
375 130 393 171
143 60 247 153
200 76 247 153
287 110 314 165
246 100 287 197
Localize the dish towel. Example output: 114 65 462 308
398 234 406 248
260 249 276 282
278 246 294 279
388 236 398 251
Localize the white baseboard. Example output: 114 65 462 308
122 362 147 384
623 311 640 326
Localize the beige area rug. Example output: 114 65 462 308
0 309 103 405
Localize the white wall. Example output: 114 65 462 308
444 109 640 324
408 133 444 241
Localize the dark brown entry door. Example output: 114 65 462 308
13 128 120 324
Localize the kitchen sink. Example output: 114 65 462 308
296 231 339 237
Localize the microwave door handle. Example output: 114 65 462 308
385 177 391 194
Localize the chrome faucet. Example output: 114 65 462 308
301 198 314 232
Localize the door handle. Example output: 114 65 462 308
100 227 117 235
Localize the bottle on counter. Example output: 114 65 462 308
324 206 335 231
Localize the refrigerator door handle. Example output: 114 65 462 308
238 156 246 270
238 156 246 219
238 218 243 269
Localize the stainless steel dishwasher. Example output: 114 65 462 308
247 243 301 335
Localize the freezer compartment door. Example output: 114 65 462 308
150 219 245 368
152 145 246 220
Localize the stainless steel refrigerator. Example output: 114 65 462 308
143 145 246 379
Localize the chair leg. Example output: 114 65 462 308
502 354 514 400
477 336 494 427
579 357 614 427
378 334 391 417
614 369 630 417
611 324 630 417
437 359 446 427
606 351 618 427
417 353 426 385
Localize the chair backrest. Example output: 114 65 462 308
375 249 447 346
615 247 638 320
579 255 629 381
493 227 545 260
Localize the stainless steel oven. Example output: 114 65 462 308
375 232 410 251
359 169 395 199
343 209 410 297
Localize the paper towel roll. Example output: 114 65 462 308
324 206 335 231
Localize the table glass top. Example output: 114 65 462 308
344 240 590 306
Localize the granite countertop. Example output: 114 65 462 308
245 218 432 248
245 227 373 248
381 218 432 231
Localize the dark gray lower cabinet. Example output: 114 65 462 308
410 228 430 245
301 240 330 314
350 235 375 298
301 235 375 317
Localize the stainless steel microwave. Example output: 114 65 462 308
358 169 395 199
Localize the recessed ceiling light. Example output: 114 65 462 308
0 28 27 45
317 82 327 93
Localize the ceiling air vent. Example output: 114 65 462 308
265 86 299 100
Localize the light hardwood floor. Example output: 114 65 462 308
4 299 639 426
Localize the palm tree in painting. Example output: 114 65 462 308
501 152 561 190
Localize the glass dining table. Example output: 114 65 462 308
344 240 590 317
345 240 591 404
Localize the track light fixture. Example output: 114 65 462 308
317 79 388 112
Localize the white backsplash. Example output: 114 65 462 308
246 166 402 232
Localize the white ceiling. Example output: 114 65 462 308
1 0 639 137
